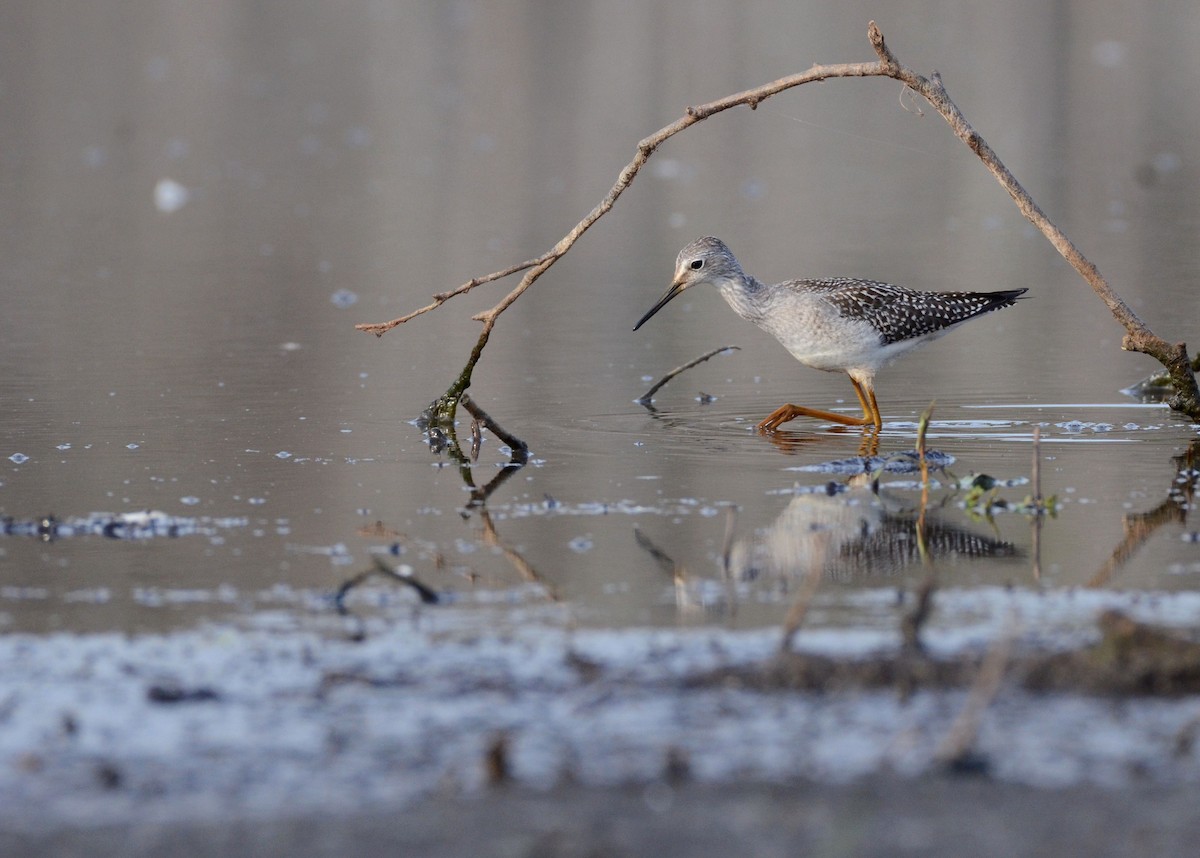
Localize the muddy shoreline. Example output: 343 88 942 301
5 777 1198 857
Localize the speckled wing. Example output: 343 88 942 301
803 279 1027 346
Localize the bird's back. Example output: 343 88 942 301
813 280 1028 346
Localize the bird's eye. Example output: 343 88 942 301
689 259 704 270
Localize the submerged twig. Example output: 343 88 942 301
935 614 1016 771
779 562 824 654
720 504 739 578
1032 426 1042 508
636 345 741 405
901 574 937 654
916 401 934 490
334 555 440 639
335 555 440 611
633 526 680 576
916 401 935 545
1031 426 1043 581
459 393 529 461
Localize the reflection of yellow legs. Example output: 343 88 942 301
757 375 883 433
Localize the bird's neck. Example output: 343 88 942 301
716 273 767 323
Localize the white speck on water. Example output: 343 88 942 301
344 126 371 149
154 179 190 213
62 587 111 603
275 451 292 459
739 178 766 201
56 443 71 451
126 443 140 451
650 158 695 182
165 138 190 159
304 101 329 124
568 536 593 553
8 453 28 464
180 496 200 506
330 288 358 308
1091 40 1127 68
472 133 496 154
1152 152 1182 175
144 55 170 80
82 146 106 168
248 498 266 506
279 342 302 352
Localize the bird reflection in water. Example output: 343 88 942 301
727 478 1020 584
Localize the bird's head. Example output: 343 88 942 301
633 236 741 331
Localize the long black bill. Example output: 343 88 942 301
632 282 684 331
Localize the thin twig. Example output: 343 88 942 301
916 400 935 490
720 504 738 578
779 562 824 654
1032 425 1042 507
355 254 554 336
1031 425 1043 581
636 345 741 405
935 614 1017 768
633 526 679 576
901 574 936 654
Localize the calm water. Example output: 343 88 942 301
2 2 1200 636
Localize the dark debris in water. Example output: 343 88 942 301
796 449 955 476
147 684 222 705
2 511 247 541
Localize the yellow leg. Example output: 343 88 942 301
757 375 882 432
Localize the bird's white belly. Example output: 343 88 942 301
762 310 885 372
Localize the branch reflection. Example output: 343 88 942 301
1088 440 1198 587
337 394 552 637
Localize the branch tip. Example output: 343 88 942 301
868 21 895 65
